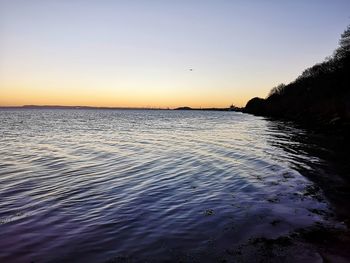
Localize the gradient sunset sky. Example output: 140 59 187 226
1 0 350 108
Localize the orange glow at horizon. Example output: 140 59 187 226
0 84 258 108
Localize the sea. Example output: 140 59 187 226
0 109 348 262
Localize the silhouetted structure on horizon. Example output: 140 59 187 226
244 24 350 131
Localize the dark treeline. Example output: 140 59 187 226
244 25 350 131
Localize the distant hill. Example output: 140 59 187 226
244 25 350 131
174 106 193 110
174 106 242 111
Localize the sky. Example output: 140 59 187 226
1 0 350 108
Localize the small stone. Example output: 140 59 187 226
205 209 214 216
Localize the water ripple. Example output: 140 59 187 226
0 109 344 262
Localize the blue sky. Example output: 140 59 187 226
1 0 349 107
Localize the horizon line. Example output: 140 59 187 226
0 104 241 110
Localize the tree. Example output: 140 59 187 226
268 83 286 97
334 24 350 59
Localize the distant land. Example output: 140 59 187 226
0 105 242 112
0 105 169 110
175 105 241 111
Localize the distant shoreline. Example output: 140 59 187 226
0 105 243 112
0 105 168 110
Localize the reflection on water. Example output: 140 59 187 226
0 109 347 262
266 120 350 222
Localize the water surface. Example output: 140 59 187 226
0 109 347 262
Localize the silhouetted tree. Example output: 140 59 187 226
268 84 286 97
244 97 266 114
334 25 350 59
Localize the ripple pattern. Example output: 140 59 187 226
0 109 340 262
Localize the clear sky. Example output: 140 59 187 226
1 0 350 108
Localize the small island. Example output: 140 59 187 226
175 105 241 111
